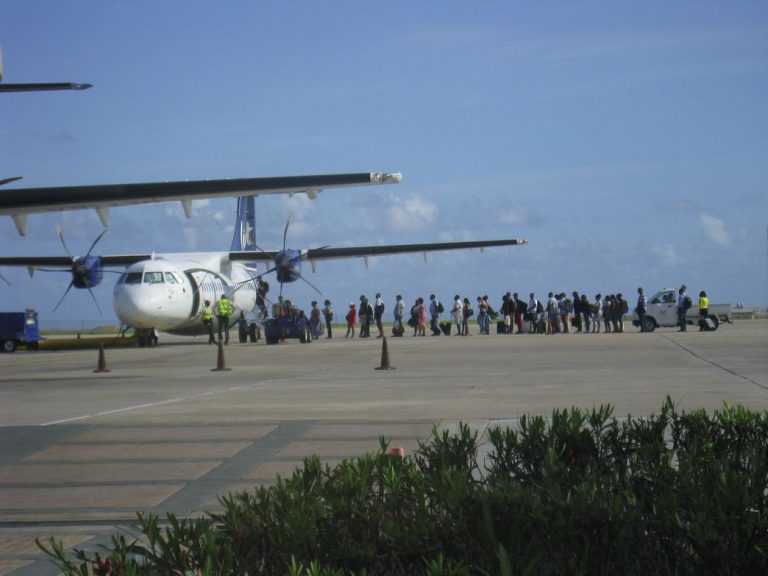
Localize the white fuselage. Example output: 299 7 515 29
112 253 258 335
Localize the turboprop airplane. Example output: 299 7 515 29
0 231 527 346
0 193 527 346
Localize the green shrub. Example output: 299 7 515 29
40 399 768 575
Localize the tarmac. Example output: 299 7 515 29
0 321 766 575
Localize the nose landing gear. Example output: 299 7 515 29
137 328 159 348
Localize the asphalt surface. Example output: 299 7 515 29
0 321 766 575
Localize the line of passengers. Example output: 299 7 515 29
339 291 632 338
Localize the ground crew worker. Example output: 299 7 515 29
201 300 215 344
215 293 234 344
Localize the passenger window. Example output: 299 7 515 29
143 272 165 284
124 272 142 284
165 272 178 284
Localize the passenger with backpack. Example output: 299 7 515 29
429 294 442 336
462 298 473 336
677 285 690 332
392 294 405 337
615 293 628 333
513 293 527 334
374 292 385 338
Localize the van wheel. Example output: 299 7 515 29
642 318 656 333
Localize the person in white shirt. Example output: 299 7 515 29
451 295 463 335
592 294 603 333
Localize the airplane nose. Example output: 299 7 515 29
113 286 183 329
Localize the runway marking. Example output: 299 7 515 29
40 383 261 427
658 333 768 392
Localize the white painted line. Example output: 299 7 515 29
39 382 261 426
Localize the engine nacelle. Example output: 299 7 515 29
72 255 104 289
274 250 301 284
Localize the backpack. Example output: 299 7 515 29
436 301 444 314
620 299 629 314
684 296 692 309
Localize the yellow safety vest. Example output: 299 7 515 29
202 306 213 321
216 299 233 317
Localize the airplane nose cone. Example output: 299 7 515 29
114 285 185 329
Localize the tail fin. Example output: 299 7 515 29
230 196 257 251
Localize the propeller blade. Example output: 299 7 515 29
299 274 324 296
53 281 75 312
55 226 74 260
232 266 278 293
0 273 10 286
282 214 291 252
86 287 103 315
85 227 109 257
0 176 22 186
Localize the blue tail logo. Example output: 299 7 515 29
230 196 256 252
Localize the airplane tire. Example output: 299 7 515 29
148 334 159 347
704 315 720 331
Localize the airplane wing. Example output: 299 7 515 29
0 254 152 268
228 238 527 263
0 172 402 236
0 82 92 92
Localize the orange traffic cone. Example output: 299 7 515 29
375 337 396 370
211 339 232 372
388 446 405 459
94 343 110 373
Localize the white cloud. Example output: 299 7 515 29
386 194 439 232
700 214 732 247
651 243 677 268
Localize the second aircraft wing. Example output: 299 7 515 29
0 171 401 236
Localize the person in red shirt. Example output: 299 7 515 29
345 303 357 338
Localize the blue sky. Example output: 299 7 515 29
1 1 766 325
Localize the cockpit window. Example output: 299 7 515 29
123 272 142 284
165 272 179 284
143 272 165 284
